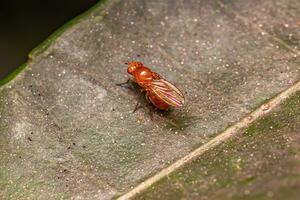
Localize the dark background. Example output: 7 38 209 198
0 0 98 80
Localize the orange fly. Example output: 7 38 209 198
118 61 185 111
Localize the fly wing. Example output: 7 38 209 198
149 79 185 108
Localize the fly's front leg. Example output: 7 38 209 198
116 78 130 87
116 78 137 90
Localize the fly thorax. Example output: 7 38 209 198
136 68 153 82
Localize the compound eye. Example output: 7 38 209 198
127 65 136 74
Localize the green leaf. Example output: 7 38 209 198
0 0 299 199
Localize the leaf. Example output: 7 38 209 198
0 0 299 199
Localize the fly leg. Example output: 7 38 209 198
116 78 131 88
116 78 145 112
145 92 156 120
149 108 155 121
132 89 147 113
132 91 158 121
133 91 145 113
